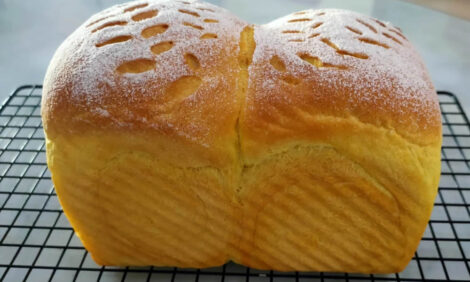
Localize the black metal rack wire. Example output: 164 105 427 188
0 85 470 282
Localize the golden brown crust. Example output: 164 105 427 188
42 0 442 273
42 5 441 150
240 10 441 161
43 0 245 166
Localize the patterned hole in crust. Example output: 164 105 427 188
382 32 402 45
298 53 322 68
123 3 148 13
358 37 389 49
320 38 339 50
311 22 323 29
321 38 369 60
282 30 302 34
184 53 200 71
116 58 155 74
309 33 320 38
203 18 219 23
270 55 286 72
197 7 215 12
165 76 202 104
372 18 386 28
356 19 377 33
345 26 363 35
96 35 132 47
322 63 347 69
200 33 218 39
178 9 200 17
150 41 174 55
288 18 311 23
389 28 406 40
336 50 369 59
183 22 203 30
288 39 304 42
281 75 301 85
141 24 169 38
298 53 347 70
87 15 112 27
132 10 158 21
92 21 127 33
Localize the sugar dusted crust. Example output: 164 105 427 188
43 0 245 153
242 9 441 156
42 1 440 148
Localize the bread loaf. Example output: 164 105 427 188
42 0 442 273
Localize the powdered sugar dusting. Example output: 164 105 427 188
250 9 438 132
71 0 239 102
45 0 245 146
44 2 438 146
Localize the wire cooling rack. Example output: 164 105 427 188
1 85 470 282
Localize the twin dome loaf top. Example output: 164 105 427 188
42 0 441 274
42 0 439 140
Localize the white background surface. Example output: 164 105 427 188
0 0 469 113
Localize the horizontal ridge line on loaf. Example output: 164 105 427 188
239 143 398 201
245 108 439 147
96 150 227 173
